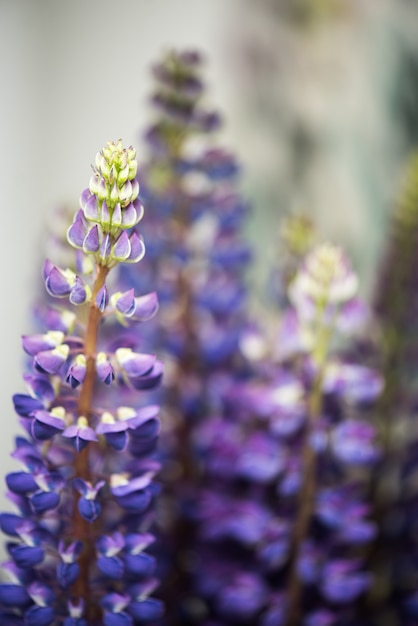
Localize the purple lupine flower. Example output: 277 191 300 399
114 48 254 624
191 243 381 625
0 140 163 624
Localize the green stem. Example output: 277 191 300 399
285 308 332 626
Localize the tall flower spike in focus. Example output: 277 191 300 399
0 140 164 625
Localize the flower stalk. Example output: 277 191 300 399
0 140 164 625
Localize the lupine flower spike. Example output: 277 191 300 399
0 140 164 625
191 243 381 625
118 49 253 623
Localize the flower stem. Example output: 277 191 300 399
71 263 109 619
285 312 331 626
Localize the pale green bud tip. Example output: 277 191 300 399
292 243 358 305
90 140 139 210
99 140 137 182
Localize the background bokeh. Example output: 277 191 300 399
1 0 417 496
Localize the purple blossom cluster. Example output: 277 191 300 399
191 243 382 625
0 141 164 625
115 50 253 622
5 46 417 626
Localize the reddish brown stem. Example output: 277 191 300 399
70 264 109 619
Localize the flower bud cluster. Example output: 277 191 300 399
0 141 164 625
67 140 144 268
290 243 358 310
145 49 221 159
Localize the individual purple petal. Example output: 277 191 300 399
95 284 109 312
114 289 136 316
70 276 90 305
124 552 155 578
34 345 69 374
83 225 100 253
97 555 124 579
79 188 91 207
45 266 75 297
128 361 163 390
83 193 100 221
115 348 156 378
42 258 54 281
111 203 122 227
57 562 80 588
338 518 376 545
100 233 112 260
101 592 131 613
124 532 154 554
121 201 139 228
78 498 102 522
96 413 129 451
131 292 159 321
62 417 98 452
96 352 115 385
332 420 379 466
321 560 371 604
67 213 87 249
101 200 111 227
6 472 38 495
110 475 153 513
125 231 145 263
31 409 66 441
22 331 64 357
12 394 44 418
0 514 26 537
110 472 154 496
24 605 54 626
127 598 164 622
0 584 31 607
66 355 87 389
112 231 131 261
125 405 160 430
8 544 44 568
30 490 60 514
103 611 133 626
